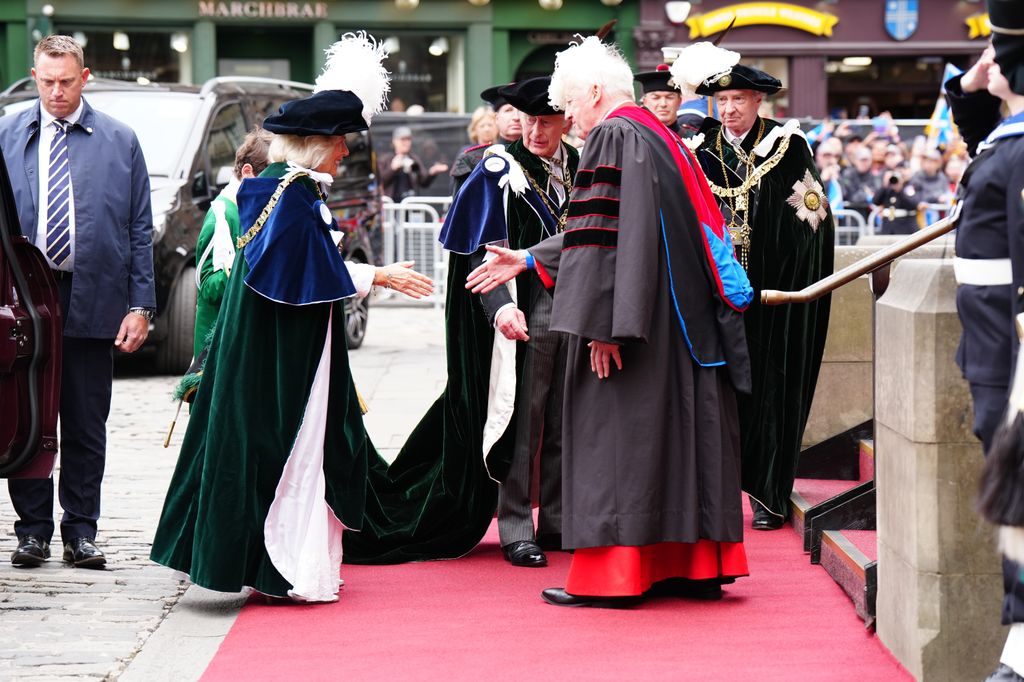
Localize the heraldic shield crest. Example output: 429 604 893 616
884 0 918 41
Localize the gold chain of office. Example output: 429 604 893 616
236 171 325 250
523 162 572 233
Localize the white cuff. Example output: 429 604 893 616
492 302 517 329
345 262 375 299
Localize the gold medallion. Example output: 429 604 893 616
803 190 821 211
719 74 732 87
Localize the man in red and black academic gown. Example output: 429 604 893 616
468 36 753 607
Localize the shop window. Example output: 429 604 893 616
58 27 191 84
341 31 464 113
825 56 972 119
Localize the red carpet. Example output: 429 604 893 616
201 513 910 682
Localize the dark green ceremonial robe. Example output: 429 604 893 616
343 141 578 564
151 165 370 597
695 117 834 517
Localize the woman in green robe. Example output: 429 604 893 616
150 33 432 603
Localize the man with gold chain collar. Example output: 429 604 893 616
673 44 835 530
344 76 579 567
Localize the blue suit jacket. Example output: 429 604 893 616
0 98 155 338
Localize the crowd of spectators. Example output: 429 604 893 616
807 113 968 235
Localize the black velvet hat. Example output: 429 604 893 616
989 0 1024 96
695 64 782 97
481 84 511 110
497 77 560 117
263 90 368 137
635 64 676 95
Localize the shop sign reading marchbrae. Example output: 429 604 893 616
686 2 838 39
198 1 329 19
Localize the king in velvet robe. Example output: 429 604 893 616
526 105 753 595
342 140 579 564
695 116 835 519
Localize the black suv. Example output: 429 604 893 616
0 76 380 373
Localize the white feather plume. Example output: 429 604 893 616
668 41 741 101
314 31 391 125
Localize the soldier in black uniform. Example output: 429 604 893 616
947 2 1024 677
449 84 523 195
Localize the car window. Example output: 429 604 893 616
205 102 248 183
246 95 291 124
2 92 202 178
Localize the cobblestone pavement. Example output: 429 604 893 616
0 303 446 681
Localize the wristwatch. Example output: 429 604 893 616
129 307 155 321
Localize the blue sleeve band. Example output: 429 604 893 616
524 251 535 270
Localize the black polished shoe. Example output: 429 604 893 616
536 533 563 552
62 538 106 568
985 664 1024 682
541 587 642 609
750 498 785 530
501 540 547 567
11 535 50 567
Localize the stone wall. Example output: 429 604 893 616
874 258 1007 681
802 239 955 446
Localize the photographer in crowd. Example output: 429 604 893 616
873 166 919 235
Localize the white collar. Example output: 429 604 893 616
286 161 334 189
722 125 751 147
542 143 565 168
40 99 84 129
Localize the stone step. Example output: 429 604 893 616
820 529 877 624
859 438 874 483
790 477 865 541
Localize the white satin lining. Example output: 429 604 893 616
263 308 347 602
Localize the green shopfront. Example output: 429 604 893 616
2 0 639 112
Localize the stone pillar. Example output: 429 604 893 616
875 258 1007 681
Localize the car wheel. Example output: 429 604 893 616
345 259 370 350
155 266 197 374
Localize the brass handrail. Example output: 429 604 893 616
760 202 962 306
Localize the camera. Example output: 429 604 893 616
884 170 902 187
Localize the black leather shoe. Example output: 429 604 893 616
647 577 723 600
11 535 50 567
985 664 1024 682
541 587 642 609
62 538 106 568
501 540 547 567
536 533 563 551
750 498 785 530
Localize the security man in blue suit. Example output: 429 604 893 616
0 35 155 569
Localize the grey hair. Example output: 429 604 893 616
267 134 339 170
549 36 635 111
34 35 85 69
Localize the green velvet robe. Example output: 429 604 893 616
151 165 370 597
695 117 834 517
343 141 578 564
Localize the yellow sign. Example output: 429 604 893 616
965 12 991 39
686 2 839 39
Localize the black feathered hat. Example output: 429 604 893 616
989 0 1024 96
264 32 390 137
264 90 368 137
497 77 561 117
635 64 676 95
695 64 782 97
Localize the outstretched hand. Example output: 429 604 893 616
589 340 622 379
376 260 434 299
466 245 528 294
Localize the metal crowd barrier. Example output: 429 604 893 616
380 197 448 308
833 209 868 246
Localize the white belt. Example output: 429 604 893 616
954 257 1013 286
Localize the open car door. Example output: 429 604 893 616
0 145 61 478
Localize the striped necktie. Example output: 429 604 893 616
46 119 72 268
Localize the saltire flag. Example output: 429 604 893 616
925 63 963 150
